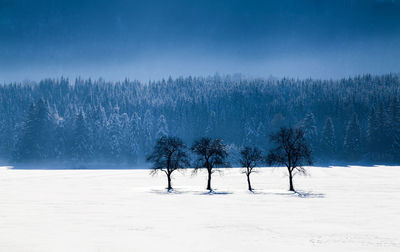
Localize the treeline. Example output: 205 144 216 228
0 74 399 164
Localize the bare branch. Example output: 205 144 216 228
266 127 312 191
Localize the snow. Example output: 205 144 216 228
0 165 399 251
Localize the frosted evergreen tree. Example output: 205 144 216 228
71 111 91 162
0 117 16 159
53 118 67 159
108 106 123 160
15 99 53 161
366 106 380 158
243 118 256 146
46 103 64 159
34 99 54 159
205 110 217 137
14 103 37 161
97 105 109 156
226 143 240 166
129 112 141 160
393 133 400 161
343 113 361 160
321 117 336 156
255 121 266 149
301 112 318 152
388 99 400 128
376 103 391 152
156 114 169 139
84 105 99 157
119 112 132 160
270 113 286 132
389 99 400 160
142 110 154 154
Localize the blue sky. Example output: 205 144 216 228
1 0 400 81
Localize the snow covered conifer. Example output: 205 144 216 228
108 107 123 160
129 112 141 159
321 117 336 157
301 112 319 152
34 99 54 159
15 99 53 161
243 118 256 146
388 99 400 160
255 121 266 148
366 106 380 158
343 113 362 160
118 112 132 161
143 110 154 154
71 111 91 162
14 103 37 161
393 133 400 161
156 114 169 139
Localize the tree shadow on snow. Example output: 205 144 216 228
198 190 233 195
252 190 325 198
148 189 233 195
149 189 187 195
293 190 325 198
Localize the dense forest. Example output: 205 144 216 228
0 74 399 165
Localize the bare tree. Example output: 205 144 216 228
239 146 264 191
191 137 229 191
146 136 190 191
267 127 312 191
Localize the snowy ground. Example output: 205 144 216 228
0 165 399 252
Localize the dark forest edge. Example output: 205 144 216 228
0 73 399 166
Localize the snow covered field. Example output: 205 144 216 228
0 166 399 252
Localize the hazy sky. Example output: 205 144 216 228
1 0 400 82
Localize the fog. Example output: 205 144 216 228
1 0 400 82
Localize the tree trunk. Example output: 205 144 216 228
206 170 212 191
247 173 253 191
288 169 294 191
167 173 172 191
